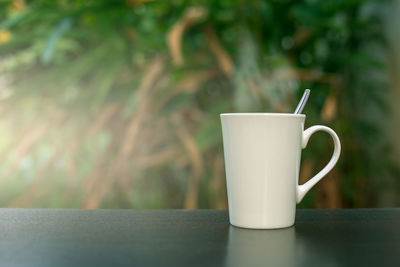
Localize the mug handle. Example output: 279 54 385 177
296 125 341 203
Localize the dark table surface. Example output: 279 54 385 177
0 209 399 267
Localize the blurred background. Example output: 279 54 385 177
0 0 399 209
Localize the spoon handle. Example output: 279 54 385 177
294 89 310 114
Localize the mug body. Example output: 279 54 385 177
221 113 305 229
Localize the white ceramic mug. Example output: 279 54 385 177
221 113 341 229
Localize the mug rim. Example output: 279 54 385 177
220 113 306 118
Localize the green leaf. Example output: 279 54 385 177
41 18 73 64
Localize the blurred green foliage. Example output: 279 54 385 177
0 0 397 208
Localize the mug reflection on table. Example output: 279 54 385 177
225 226 296 267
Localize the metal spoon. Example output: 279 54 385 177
294 89 310 114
